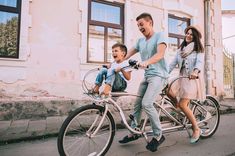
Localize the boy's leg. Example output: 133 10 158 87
103 73 126 95
94 68 107 93
103 84 112 95
103 69 116 95
112 73 127 92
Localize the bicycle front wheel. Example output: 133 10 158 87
193 96 220 139
57 104 115 156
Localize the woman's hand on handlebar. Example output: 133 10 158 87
189 70 199 79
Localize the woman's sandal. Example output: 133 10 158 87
119 134 140 144
190 129 202 144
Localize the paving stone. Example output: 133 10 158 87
6 120 29 134
46 116 63 134
28 120 46 136
61 116 68 123
0 121 11 132
0 120 11 136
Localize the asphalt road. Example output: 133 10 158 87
0 113 235 156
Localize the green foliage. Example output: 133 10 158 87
0 16 18 57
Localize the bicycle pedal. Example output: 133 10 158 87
201 128 210 134
129 114 135 121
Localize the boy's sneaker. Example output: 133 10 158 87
87 89 99 95
100 93 110 99
146 135 165 152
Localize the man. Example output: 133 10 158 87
119 13 169 152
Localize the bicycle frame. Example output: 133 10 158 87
90 90 213 141
82 65 217 140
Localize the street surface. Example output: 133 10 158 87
0 114 235 156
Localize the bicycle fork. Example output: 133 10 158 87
86 104 109 138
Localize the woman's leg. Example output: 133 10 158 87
178 98 200 138
167 89 178 108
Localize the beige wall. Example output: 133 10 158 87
0 0 82 98
211 0 224 97
0 0 224 99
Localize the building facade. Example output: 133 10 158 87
0 0 223 99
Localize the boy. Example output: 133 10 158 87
92 43 131 97
119 13 168 152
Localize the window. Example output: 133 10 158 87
88 0 124 63
167 14 190 65
168 14 190 50
0 0 21 58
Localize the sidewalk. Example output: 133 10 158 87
0 97 234 144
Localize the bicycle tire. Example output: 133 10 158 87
193 96 220 139
57 104 116 156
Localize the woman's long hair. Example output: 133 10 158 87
180 28 204 53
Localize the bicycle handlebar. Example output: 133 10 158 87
128 59 149 69
101 59 148 70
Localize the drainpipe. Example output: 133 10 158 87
204 0 212 95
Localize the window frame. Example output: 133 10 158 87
168 14 190 48
0 0 22 58
87 0 124 63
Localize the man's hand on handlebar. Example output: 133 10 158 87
138 61 149 68
128 59 149 69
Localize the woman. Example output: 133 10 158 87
168 25 205 144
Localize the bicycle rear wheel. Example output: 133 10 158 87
57 104 115 156
193 96 220 138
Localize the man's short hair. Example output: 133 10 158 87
112 43 127 56
136 13 153 25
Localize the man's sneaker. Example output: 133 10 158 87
146 135 165 152
119 134 140 144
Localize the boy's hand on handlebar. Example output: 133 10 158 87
115 67 122 73
102 64 111 69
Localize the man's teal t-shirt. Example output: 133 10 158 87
134 32 169 78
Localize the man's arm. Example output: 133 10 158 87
124 47 137 60
139 43 166 67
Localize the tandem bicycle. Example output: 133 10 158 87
57 60 220 156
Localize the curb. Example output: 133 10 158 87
0 107 234 145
